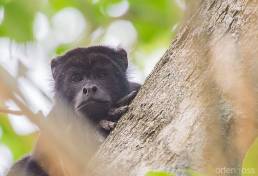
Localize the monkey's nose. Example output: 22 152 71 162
83 85 98 95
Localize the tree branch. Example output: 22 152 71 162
0 108 24 116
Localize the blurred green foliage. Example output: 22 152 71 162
242 138 258 176
0 0 38 41
145 171 174 176
0 115 37 160
0 0 181 46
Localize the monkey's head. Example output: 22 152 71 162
51 46 130 122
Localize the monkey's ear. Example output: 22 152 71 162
117 48 128 70
51 57 61 80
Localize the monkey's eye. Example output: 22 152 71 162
71 73 83 82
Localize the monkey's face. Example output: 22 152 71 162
51 47 129 122
66 57 120 120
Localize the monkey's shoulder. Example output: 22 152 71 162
7 156 48 176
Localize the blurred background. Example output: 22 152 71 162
0 0 183 175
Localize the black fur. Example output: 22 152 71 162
7 156 47 176
52 46 132 123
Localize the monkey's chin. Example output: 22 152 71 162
76 100 111 122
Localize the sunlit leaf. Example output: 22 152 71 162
0 116 38 160
48 0 77 11
55 44 71 55
129 0 182 44
0 0 39 42
145 171 174 176
242 138 258 176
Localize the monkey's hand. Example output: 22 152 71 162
107 90 138 122
115 90 138 107
99 106 127 133
99 120 116 131
107 106 128 121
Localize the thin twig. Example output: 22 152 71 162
0 108 24 116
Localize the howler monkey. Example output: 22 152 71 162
7 46 140 176
51 46 140 135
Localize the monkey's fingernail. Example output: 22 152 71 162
121 106 129 111
110 122 116 129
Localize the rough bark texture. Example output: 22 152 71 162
91 1 258 175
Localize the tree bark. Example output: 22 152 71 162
91 1 258 175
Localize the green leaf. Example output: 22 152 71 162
129 0 182 44
0 0 39 42
48 0 77 11
55 44 71 55
242 138 258 176
145 171 174 176
0 116 37 160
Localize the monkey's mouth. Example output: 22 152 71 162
76 99 111 121
76 99 110 110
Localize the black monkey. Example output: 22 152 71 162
51 46 140 135
7 46 140 176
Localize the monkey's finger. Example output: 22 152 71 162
115 91 138 107
108 106 128 120
99 120 116 131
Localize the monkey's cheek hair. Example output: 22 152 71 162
75 101 111 122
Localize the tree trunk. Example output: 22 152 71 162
91 1 258 175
